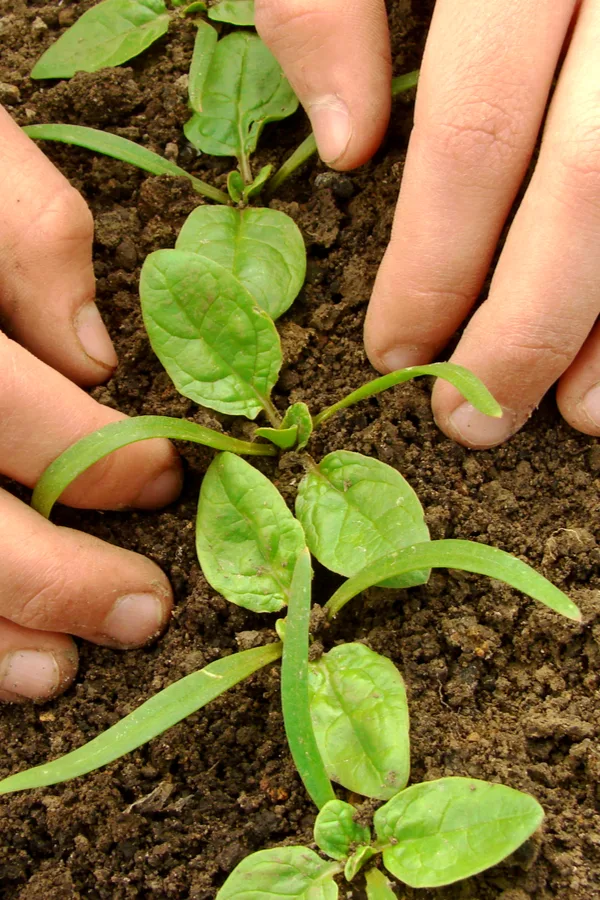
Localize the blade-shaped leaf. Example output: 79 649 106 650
309 643 410 799
314 800 370 861
208 0 255 25
345 846 377 882
176 206 306 320
0 643 281 795
184 32 298 159
374 778 544 888
188 19 218 113
196 453 306 612
217 847 339 900
365 870 397 900
254 424 298 450
296 451 430 589
31 0 170 79
140 250 281 418
283 402 313 449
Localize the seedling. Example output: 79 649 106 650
2 2 583 895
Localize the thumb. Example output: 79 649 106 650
255 0 391 170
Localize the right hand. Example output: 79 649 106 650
0 107 183 703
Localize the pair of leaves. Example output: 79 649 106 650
255 401 313 450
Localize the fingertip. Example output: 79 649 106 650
0 625 78 703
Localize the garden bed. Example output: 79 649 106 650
0 1 599 897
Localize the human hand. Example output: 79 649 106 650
256 0 600 448
0 108 182 703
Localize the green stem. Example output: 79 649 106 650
312 362 502 429
238 149 253 185
281 548 336 810
262 396 283 429
266 70 419 195
23 124 230 205
32 416 276 519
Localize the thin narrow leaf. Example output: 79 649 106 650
282 402 313 450
314 799 370 861
176 206 306 320
309 644 410 800
217 847 340 900
296 451 429 588
208 0 255 26
282 549 336 810
243 163 273 200
325 540 581 621
365 869 397 900
184 32 298 159
0 643 281 795
345 847 377 882
23 124 228 204
140 250 282 418
254 424 298 450
312 363 502 428
196 453 306 612
188 19 218 113
32 416 275 519
227 170 244 203
374 778 544 888
31 0 170 79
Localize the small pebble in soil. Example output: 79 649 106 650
314 171 355 200
0 82 20 105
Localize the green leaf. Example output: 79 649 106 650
325 540 582 621
227 170 244 203
196 453 306 613
217 847 340 900
140 250 282 418
176 206 306 320
0 643 281 795
188 19 218 113
32 415 276 520
365 869 397 900
254 424 299 450
184 32 298 160
23 124 229 204
345 846 377 882
208 0 255 26
374 777 544 888
31 0 170 79
309 643 410 800
314 800 371 861
296 451 429 589
243 163 273 200
282 402 313 450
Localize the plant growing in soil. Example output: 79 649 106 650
2 1 583 895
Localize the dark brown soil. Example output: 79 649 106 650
1 2 599 898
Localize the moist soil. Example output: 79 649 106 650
1 2 599 898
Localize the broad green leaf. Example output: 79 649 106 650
325 540 582 621
32 416 276 520
217 847 339 900
184 32 298 159
244 163 273 200
345 846 377 882
188 19 218 113
0 643 281 795
227 170 245 203
23 124 228 204
365 870 396 900
282 402 313 449
296 451 429 589
314 800 370 861
374 778 544 888
176 206 306 320
254 424 298 450
140 250 281 418
208 0 255 25
31 0 170 79
196 453 306 612
309 643 410 799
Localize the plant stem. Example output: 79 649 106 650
238 149 253 185
32 416 276 519
262 396 283 428
281 548 336 810
266 70 420 195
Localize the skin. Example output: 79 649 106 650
2 0 600 701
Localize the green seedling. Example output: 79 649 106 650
3 5 580 894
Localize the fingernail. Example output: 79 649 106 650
0 650 59 700
103 593 168 647
75 301 118 370
133 464 183 509
308 94 352 165
581 382 600 428
447 402 517 448
381 345 428 373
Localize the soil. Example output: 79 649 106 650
1 1 599 898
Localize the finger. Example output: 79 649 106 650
557 322 600 436
0 333 182 510
0 618 77 703
364 0 576 371
0 107 117 386
0 488 172 648
255 0 391 169
432 0 600 447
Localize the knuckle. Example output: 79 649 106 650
551 119 600 212
28 185 93 250
502 320 577 374
16 560 70 630
255 1 331 60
